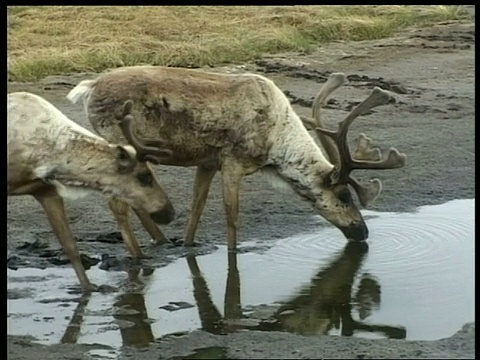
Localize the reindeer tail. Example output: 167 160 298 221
66 80 96 104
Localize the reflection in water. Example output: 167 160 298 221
58 242 407 345
187 242 406 339
260 242 406 338
187 252 242 335
8 199 474 347
112 266 155 347
113 292 154 347
60 295 91 344
58 265 155 348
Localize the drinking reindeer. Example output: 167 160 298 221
8 91 174 292
67 67 406 250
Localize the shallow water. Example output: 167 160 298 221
7 199 475 350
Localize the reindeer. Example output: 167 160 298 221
7 92 175 293
67 67 406 250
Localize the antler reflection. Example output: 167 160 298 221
186 242 406 339
266 242 406 339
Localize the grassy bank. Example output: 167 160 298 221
7 6 473 82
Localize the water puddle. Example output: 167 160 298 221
7 199 475 353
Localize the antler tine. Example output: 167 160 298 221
311 73 347 164
348 177 383 208
349 141 385 207
350 147 407 170
352 133 382 161
316 86 392 178
117 101 172 163
121 99 133 118
312 73 347 117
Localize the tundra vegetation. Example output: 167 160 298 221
7 5 472 82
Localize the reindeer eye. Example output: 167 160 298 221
137 171 153 187
119 151 129 161
338 188 353 205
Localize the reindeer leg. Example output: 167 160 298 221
220 159 244 251
131 208 169 245
33 186 94 293
108 196 144 259
183 166 217 247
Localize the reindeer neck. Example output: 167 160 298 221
267 114 333 199
47 130 115 184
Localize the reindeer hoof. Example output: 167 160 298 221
182 241 197 248
168 237 196 247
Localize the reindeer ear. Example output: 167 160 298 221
116 146 136 173
325 166 341 187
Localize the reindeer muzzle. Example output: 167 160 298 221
150 202 176 224
340 221 369 242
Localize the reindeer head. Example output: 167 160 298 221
303 73 406 241
111 100 175 224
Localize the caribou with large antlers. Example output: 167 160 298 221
67 66 406 250
8 91 174 292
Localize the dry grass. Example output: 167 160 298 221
7 5 473 82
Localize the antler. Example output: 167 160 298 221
310 73 346 165
308 73 407 207
116 100 172 164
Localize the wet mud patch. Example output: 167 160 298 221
7 226 219 276
284 88 405 117
259 60 430 120
256 59 420 96
8 199 474 353
374 42 472 51
410 24 475 44
8 237 100 271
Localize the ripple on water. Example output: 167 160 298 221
271 199 473 277
7 199 475 346
366 200 474 290
270 228 346 271
256 199 474 339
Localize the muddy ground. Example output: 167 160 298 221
7 21 475 359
